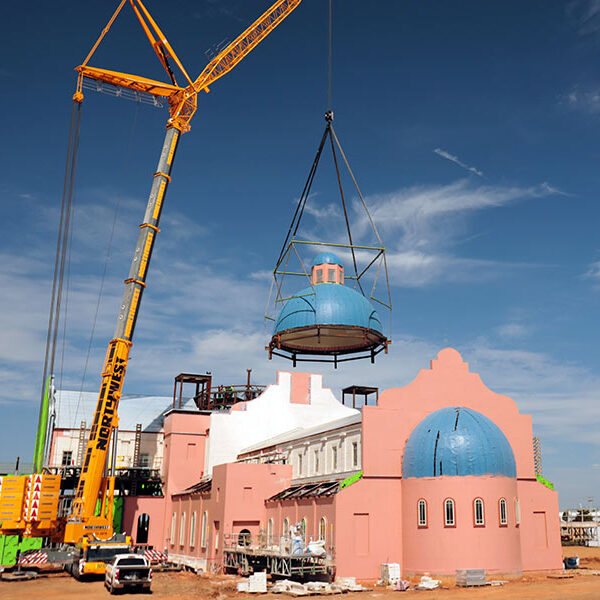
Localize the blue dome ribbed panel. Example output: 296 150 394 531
402 407 516 478
311 252 342 267
274 284 383 334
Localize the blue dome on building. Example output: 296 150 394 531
311 252 342 267
402 407 516 478
274 283 383 334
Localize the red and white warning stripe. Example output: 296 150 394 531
143 549 168 563
29 474 42 521
18 550 48 566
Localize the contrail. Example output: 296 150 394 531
434 148 484 177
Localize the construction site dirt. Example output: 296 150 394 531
1 547 599 600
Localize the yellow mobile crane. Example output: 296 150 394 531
0 0 302 576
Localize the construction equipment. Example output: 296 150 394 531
0 0 302 575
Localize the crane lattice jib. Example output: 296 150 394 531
64 0 302 542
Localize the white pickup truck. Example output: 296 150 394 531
104 554 152 594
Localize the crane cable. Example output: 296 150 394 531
37 101 81 462
72 102 141 430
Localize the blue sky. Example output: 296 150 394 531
1 0 599 508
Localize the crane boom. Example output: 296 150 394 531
63 0 302 543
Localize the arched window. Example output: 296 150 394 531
300 517 307 541
283 518 290 538
319 517 327 542
499 498 508 526
417 499 427 527
473 498 485 526
136 513 150 544
267 518 274 546
179 512 186 546
170 512 176 545
190 512 197 547
515 498 520 526
444 498 456 527
200 511 208 548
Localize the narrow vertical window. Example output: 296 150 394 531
190 512 197 547
319 517 327 541
316 269 323 283
473 498 485 526
283 518 290 537
352 442 358 467
170 512 176 544
298 452 303 475
332 447 338 471
515 499 520 526
314 449 319 473
418 499 427 527
267 518 274 546
444 499 455 527
200 511 208 547
499 498 507 526
301 517 307 541
328 269 336 283
179 512 186 546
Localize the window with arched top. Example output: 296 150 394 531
473 498 485 526
417 499 427 528
170 512 176 545
190 512 197 547
319 517 327 542
515 498 520 526
499 498 508 526
267 518 274 546
283 518 290 538
200 511 208 548
444 498 456 527
136 513 150 544
179 512 186 546
300 517 307 541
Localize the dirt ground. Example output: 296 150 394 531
0 547 599 600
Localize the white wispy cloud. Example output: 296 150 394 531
566 0 600 36
495 322 530 338
562 85 600 114
434 148 484 177
349 180 558 286
584 260 600 282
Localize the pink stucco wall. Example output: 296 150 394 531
168 462 292 569
122 496 166 550
402 476 521 575
334 477 403 580
517 479 562 571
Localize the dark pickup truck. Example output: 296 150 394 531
104 554 152 594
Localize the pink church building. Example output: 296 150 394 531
121 348 562 579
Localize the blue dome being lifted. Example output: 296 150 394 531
402 407 516 478
311 252 343 267
274 284 383 334
269 255 388 360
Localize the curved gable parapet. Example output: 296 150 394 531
361 348 535 480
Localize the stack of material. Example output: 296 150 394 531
335 577 365 591
245 572 267 593
271 579 309 596
456 569 486 587
380 563 401 585
416 575 441 590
